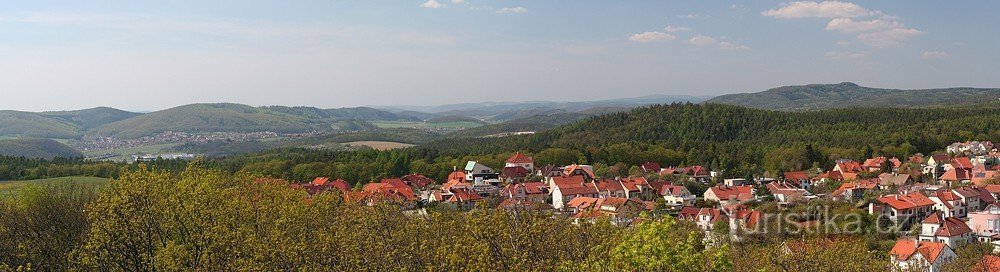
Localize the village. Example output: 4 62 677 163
288 141 1000 271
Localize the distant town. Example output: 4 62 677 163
286 140 1000 271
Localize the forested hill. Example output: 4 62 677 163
419 102 1000 175
0 138 84 159
706 82 1000 110
89 103 420 138
0 107 140 139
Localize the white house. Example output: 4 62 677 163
890 239 956 272
919 212 973 248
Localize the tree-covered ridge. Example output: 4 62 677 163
0 107 141 139
0 139 84 159
418 102 1000 176
706 82 1000 110
89 103 420 138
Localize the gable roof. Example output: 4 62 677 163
953 157 974 169
935 217 972 237
784 171 809 181
877 192 935 210
500 166 530 179
506 152 534 164
941 168 972 181
641 162 662 173
890 239 949 263
563 164 595 178
678 206 700 220
401 174 434 188
707 185 754 202
521 182 548 195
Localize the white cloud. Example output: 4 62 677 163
678 14 702 19
762 1 874 18
763 1 922 48
451 0 465 3
826 18 903 33
857 28 922 48
664 26 691 33
686 35 717 46
420 0 444 9
825 51 868 59
718 41 750 50
497 6 527 14
922 51 950 59
628 31 675 42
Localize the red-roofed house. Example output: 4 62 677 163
499 166 531 184
783 171 813 190
833 159 863 174
681 165 712 182
655 183 695 207
444 188 483 210
400 174 434 189
889 239 956 272
831 180 877 201
862 156 902 172
501 182 548 203
704 185 755 205
549 175 598 209
919 212 973 248
871 192 936 229
929 190 969 218
766 182 811 203
505 152 535 172
361 179 417 203
640 162 662 174
563 164 596 180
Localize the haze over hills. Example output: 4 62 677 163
706 82 1000 111
376 94 711 121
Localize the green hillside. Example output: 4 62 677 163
447 112 593 138
40 107 143 130
0 138 84 159
89 103 421 138
89 103 327 138
706 82 1000 110
0 111 81 138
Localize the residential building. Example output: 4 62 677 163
870 192 936 229
505 152 535 172
918 212 973 248
889 239 956 272
464 161 500 186
704 185 755 205
549 175 598 209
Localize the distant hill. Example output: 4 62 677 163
0 111 82 139
0 107 140 139
377 94 710 121
447 112 593 138
40 107 143 130
89 103 420 138
0 138 83 159
706 82 1000 110
426 115 488 124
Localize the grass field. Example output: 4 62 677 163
370 121 483 129
342 141 415 150
83 143 183 161
0 176 111 196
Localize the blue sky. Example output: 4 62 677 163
0 1 997 111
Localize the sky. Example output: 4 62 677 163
1 1 998 112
